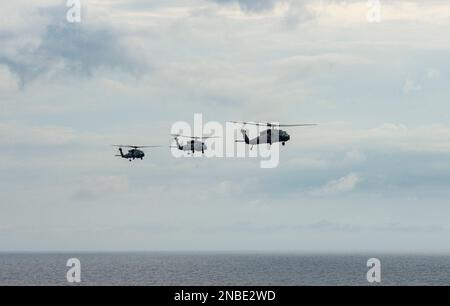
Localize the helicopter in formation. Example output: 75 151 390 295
171 134 218 154
113 120 317 160
113 145 160 161
229 121 317 149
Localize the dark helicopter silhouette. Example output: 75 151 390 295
229 121 317 149
171 134 219 155
113 145 160 161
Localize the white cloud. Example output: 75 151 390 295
314 1 450 25
424 68 440 80
403 78 421 94
313 173 361 196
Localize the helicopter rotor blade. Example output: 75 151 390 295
229 121 274 127
228 121 254 126
172 135 220 140
228 121 317 128
275 124 317 127
112 145 160 149
200 136 220 140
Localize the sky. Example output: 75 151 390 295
1 0 450 252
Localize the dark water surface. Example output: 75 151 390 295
0 253 448 285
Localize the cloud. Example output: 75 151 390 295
424 68 440 80
343 149 367 164
0 65 19 93
403 78 421 94
282 0 315 27
273 53 370 80
287 123 450 154
283 149 367 170
313 173 361 196
194 220 449 234
72 175 129 202
210 0 315 25
2 1 450 253
211 0 280 12
0 5 146 87
0 122 78 146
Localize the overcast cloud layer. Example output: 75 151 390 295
1 0 450 252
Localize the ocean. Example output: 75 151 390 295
0 253 448 286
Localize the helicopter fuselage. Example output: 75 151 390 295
180 140 206 153
244 128 290 145
120 148 145 160
173 137 208 154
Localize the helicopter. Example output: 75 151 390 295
171 134 219 154
113 145 160 161
229 121 317 149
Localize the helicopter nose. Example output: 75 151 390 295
286 133 290 141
